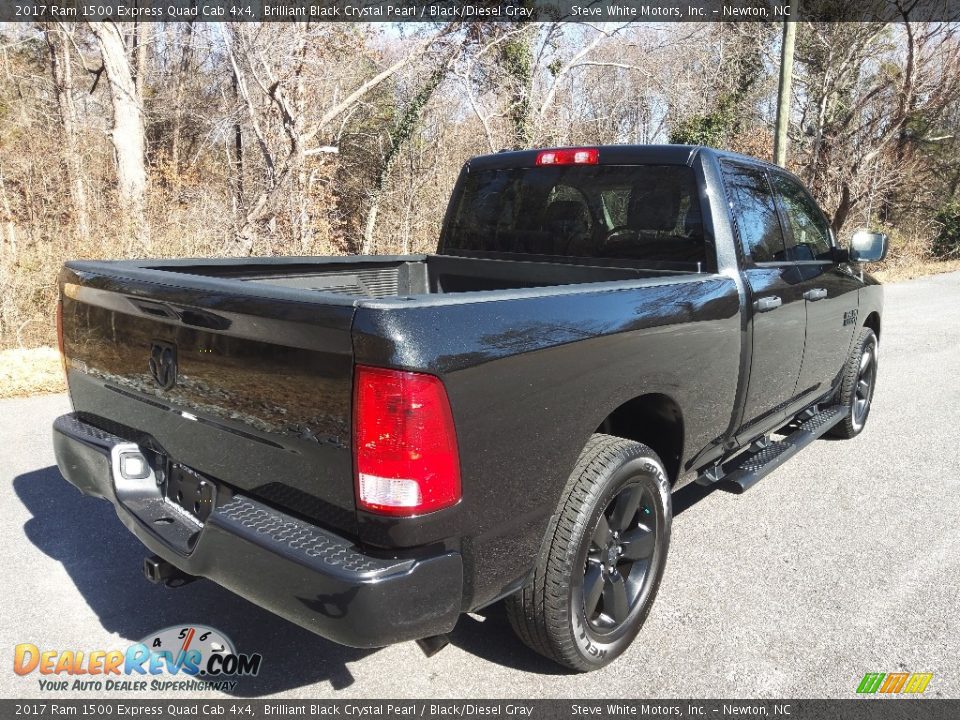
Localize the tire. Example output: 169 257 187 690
828 327 879 439
505 434 672 672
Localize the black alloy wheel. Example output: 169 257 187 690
506 434 672 671
829 327 879 439
852 335 878 432
581 484 658 633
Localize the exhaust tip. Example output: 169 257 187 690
415 634 450 657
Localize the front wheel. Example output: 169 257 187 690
505 434 672 671
828 327 879 439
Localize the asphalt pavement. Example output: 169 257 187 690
2 271 958 700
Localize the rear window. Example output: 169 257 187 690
443 165 708 268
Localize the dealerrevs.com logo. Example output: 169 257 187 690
14 625 262 693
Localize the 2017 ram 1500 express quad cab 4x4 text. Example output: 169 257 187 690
53 145 887 671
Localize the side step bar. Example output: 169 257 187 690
698 405 849 494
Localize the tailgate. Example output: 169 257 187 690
59 261 359 536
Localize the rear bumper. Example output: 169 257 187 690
52 413 463 648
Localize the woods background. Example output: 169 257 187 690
2 19 960 350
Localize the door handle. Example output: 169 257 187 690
804 288 828 301
754 295 782 312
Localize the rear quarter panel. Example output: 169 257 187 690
352 276 741 610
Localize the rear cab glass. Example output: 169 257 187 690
443 164 710 270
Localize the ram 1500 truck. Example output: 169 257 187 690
52 145 887 671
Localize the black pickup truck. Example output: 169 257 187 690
53 145 886 671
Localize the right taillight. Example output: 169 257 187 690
353 365 461 517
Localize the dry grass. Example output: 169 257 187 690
0 347 66 399
872 258 960 283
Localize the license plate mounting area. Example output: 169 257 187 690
166 463 216 523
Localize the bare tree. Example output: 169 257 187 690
361 64 448 254
43 22 90 243
224 23 456 254
169 21 195 178
458 24 635 151
89 20 149 247
796 20 960 233
5 20 960 352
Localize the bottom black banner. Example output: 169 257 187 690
3 699 958 720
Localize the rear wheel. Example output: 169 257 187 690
506 434 671 671
828 327 878 439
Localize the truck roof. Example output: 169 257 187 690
466 144 779 172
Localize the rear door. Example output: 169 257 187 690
721 161 807 430
769 172 860 398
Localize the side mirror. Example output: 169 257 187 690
849 230 888 263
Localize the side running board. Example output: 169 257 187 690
698 405 849 494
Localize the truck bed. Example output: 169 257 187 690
58 253 706 546
146 254 691 299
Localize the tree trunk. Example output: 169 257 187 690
0 166 16 257
231 71 244 205
831 183 852 234
132 21 148 98
773 18 796 166
361 198 380 255
90 21 149 248
44 24 90 244
500 28 535 149
234 143 303 255
170 21 194 177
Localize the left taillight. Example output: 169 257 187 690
353 365 461 517
55 294 66 376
